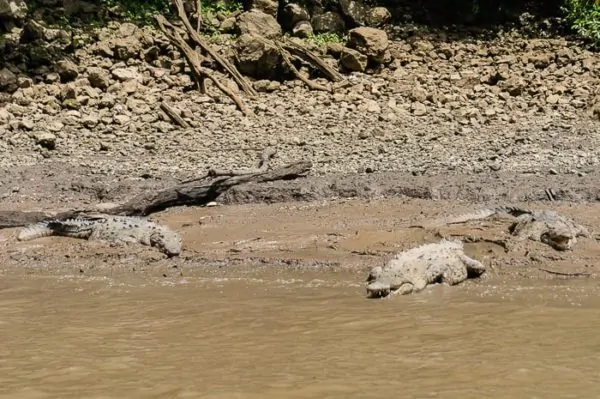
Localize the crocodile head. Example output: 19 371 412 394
540 228 574 251
365 266 393 298
150 231 182 257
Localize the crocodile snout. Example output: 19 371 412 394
366 281 392 298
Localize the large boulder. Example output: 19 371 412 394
0 67 17 92
365 7 391 27
340 47 367 72
311 11 345 34
0 0 27 19
246 0 278 18
236 10 282 39
292 20 313 38
234 34 281 79
347 27 389 64
281 3 310 31
339 0 368 26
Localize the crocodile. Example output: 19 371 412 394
365 239 486 298
17 213 182 257
409 206 591 251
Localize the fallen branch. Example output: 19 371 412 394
195 0 202 32
106 159 311 216
281 40 344 83
155 15 253 116
160 102 189 128
0 149 312 227
170 0 257 97
276 42 330 92
538 268 591 277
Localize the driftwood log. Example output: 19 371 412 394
0 149 312 228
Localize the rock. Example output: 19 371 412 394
113 36 143 60
55 60 79 82
347 27 389 64
236 10 282 39
20 19 46 43
247 0 278 17
0 108 12 123
60 83 77 100
410 87 427 103
121 79 138 94
253 79 280 92
339 0 368 26
0 0 27 20
111 67 139 82
292 21 313 38
19 118 34 130
311 11 345 34
113 114 131 125
340 47 368 72
364 99 381 113
0 67 17 92
281 3 310 31
499 77 525 96
365 7 391 27
46 121 64 132
547 94 559 104
234 34 281 79
220 16 236 33
86 67 110 89
33 132 56 150
411 101 427 116
118 22 138 37
63 98 80 109
592 99 600 120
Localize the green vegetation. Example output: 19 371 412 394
562 0 600 43
99 0 242 25
304 32 346 47
98 0 173 24
19 0 600 47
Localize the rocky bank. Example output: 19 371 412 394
0 7 599 209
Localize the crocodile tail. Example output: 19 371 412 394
413 208 500 228
492 206 534 217
17 221 54 241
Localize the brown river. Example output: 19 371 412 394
1 266 600 399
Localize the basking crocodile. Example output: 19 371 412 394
366 239 486 298
18 213 182 257
409 206 591 251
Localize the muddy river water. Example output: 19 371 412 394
2 198 600 398
2 266 600 399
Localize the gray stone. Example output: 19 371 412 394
365 7 391 27
87 67 110 89
33 132 56 150
311 12 345 34
292 21 313 38
0 0 27 19
340 47 367 72
347 27 389 64
236 10 282 39
339 0 368 26
234 34 281 79
55 60 78 83
281 3 310 31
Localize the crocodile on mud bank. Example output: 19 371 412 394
365 239 486 298
409 206 592 251
18 213 182 257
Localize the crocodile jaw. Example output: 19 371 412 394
366 281 392 298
